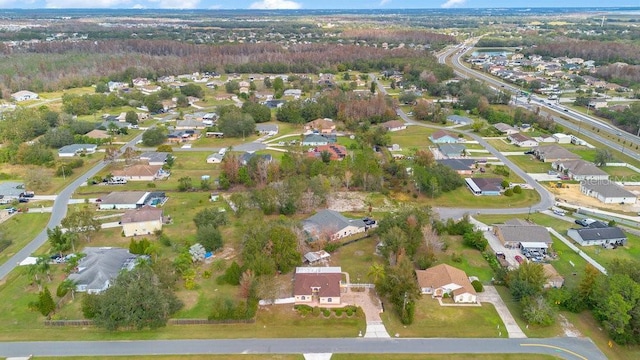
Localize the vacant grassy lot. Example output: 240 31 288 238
331 237 381 283
389 126 436 149
493 286 563 338
193 134 260 148
601 165 639 180
508 155 552 173
0 213 50 266
485 139 522 152
437 235 495 283
424 187 540 209
382 297 505 338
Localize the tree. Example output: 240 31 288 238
193 208 228 229
90 267 183 330
521 295 556 326
370 81 376 94
142 127 166 147
218 111 255 138
29 286 56 318
377 258 420 325
57 279 77 300
368 263 385 284
125 110 138 125
177 176 192 192
196 225 223 252
47 226 74 255
594 149 613 167
95 82 109 93
180 83 204 98
143 94 163 114
242 102 271 123
61 207 101 244
506 262 547 301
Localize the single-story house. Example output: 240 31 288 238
167 130 199 143
588 98 608 109
415 264 477 304
552 133 572 144
438 143 466 158
0 182 24 203
302 134 336 146
85 129 111 139
520 241 549 255
494 221 552 248
176 118 206 130
429 129 459 144
308 144 347 161
120 205 164 237
465 178 503 196
302 209 366 241
112 164 169 182
508 133 539 147
543 264 565 289
437 159 476 175
305 118 336 134
139 152 171 166
11 90 39 102
380 120 407 132
580 181 637 204
206 153 225 164
240 152 273 166
493 123 519 135
98 191 150 210
567 226 627 246
303 250 331 264
552 159 609 181
447 115 473 126
264 99 285 109
283 89 302 98
294 267 343 305
533 145 580 163
67 247 140 294
256 124 279 136
58 144 97 157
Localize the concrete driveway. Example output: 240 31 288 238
478 286 527 339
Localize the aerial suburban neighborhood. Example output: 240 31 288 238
0 4 639 360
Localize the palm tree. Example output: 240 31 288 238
57 279 77 300
367 263 385 285
35 256 52 283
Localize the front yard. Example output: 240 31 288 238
508 155 552 174
381 297 506 338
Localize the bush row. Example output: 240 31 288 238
294 304 359 318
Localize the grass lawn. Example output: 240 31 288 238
332 355 559 360
485 139 522 152
381 297 506 338
493 286 563 338
601 165 639 180
508 155 552 173
331 237 382 283
37 357 302 360
193 134 261 148
423 187 540 209
389 126 436 149
580 232 640 270
0 213 50 266
437 235 495 283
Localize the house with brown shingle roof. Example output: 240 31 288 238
415 264 477 303
305 118 336 134
112 164 169 182
120 205 164 237
294 267 343 305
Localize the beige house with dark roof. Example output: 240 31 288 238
294 267 343 306
416 264 477 304
493 220 553 248
112 164 168 182
120 205 164 237
305 118 336 134
543 264 564 289
533 145 580 163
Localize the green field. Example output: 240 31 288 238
0 213 50 266
508 155 552 173
601 165 639 180
485 139 523 152
425 187 540 209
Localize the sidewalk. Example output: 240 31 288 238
477 286 527 339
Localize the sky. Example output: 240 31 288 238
0 0 637 10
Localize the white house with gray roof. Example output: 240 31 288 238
553 159 609 181
567 226 627 247
580 181 637 204
67 247 141 294
58 144 97 157
302 209 366 241
256 124 279 136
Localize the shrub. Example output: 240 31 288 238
322 308 331 317
512 185 522 194
334 308 343 317
504 188 514 197
158 234 172 247
294 304 313 316
324 242 341 253
312 306 321 317
451 252 463 263
471 280 484 292
346 308 354 317
0 239 12 253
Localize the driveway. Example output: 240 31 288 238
477 286 527 339
341 288 390 338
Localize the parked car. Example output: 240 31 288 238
7 207 17 214
18 198 29 203
524 150 535 155
515 255 524 264
552 209 566 216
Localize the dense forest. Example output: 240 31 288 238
0 41 439 94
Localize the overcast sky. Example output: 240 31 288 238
0 0 637 10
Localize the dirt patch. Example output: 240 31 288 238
547 183 640 213
327 192 368 212
559 314 582 337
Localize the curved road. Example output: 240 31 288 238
0 134 143 280
0 337 606 359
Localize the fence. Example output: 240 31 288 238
44 318 255 326
575 209 640 228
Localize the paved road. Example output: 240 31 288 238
0 338 606 359
0 133 144 280
447 45 640 161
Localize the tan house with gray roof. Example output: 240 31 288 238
120 205 164 237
